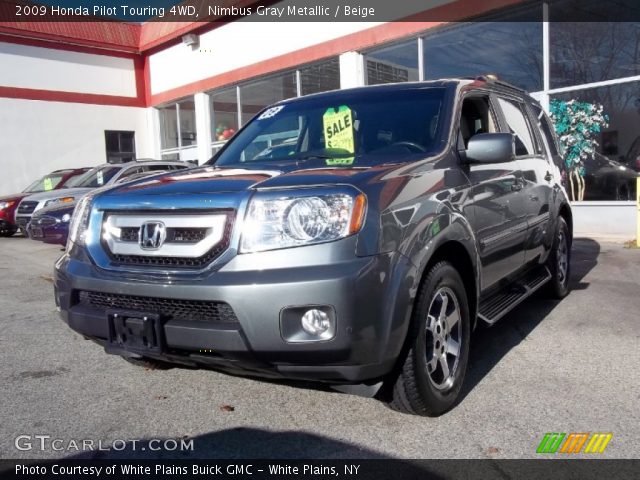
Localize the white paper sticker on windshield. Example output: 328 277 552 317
97 170 104 185
258 106 284 120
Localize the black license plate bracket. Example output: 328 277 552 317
107 310 164 354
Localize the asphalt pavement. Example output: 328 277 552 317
0 235 638 459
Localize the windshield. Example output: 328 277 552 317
23 172 68 193
60 171 88 188
210 88 446 168
72 166 121 188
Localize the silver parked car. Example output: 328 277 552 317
15 160 190 232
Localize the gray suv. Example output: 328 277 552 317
54 78 572 416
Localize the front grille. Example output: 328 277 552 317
120 227 138 242
33 217 57 227
18 201 38 215
119 227 207 244
77 290 239 323
108 215 234 269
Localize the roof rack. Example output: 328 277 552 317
465 75 526 93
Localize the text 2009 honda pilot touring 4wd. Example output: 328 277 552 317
54 77 572 416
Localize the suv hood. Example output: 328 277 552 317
0 193 26 203
100 164 404 199
20 187 93 203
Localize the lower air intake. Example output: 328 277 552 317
77 290 239 324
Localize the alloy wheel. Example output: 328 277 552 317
424 287 462 391
557 230 569 285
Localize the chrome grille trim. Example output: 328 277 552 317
102 213 227 258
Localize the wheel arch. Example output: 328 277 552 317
403 214 481 332
418 239 479 331
558 202 573 242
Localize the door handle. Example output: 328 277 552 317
544 171 554 182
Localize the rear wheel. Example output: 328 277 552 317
384 261 470 416
545 216 571 299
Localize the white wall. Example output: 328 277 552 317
572 201 637 239
0 42 136 97
0 98 153 196
149 0 461 95
149 19 380 95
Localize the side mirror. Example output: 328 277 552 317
465 133 515 164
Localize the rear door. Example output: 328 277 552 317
495 96 554 264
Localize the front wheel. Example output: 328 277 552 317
383 261 470 416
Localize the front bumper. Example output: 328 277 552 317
54 239 416 383
0 218 17 233
28 223 68 246
15 215 30 233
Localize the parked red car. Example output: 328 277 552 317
0 168 90 237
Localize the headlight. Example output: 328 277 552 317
45 196 75 208
240 190 366 253
0 200 14 210
67 195 93 248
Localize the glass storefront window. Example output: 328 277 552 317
158 104 178 150
211 87 239 143
178 100 197 147
300 58 341 95
550 22 640 89
423 21 542 92
364 39 419 85
551 81 640 200
240 73 297 125
208 58 340 149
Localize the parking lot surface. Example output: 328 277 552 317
0 236 638 459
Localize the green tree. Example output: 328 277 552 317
549 99 609 201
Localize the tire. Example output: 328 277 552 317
122 355 172 370
615 184 631 201
383 261 471 416
545 216 571 299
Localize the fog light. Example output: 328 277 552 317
301 309 331 336
280 305 336 343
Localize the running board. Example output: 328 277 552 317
478 267 551 325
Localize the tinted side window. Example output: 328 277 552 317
459 96 498 148
145 165 175 172
497 97 536 156
119 166 144 180
531 103 560 157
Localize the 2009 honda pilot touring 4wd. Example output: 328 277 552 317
54 77 572 416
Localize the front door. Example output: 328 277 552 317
458 94 529 291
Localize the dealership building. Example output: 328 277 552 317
0 0 637 236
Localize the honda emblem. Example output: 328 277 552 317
139 221 166 250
